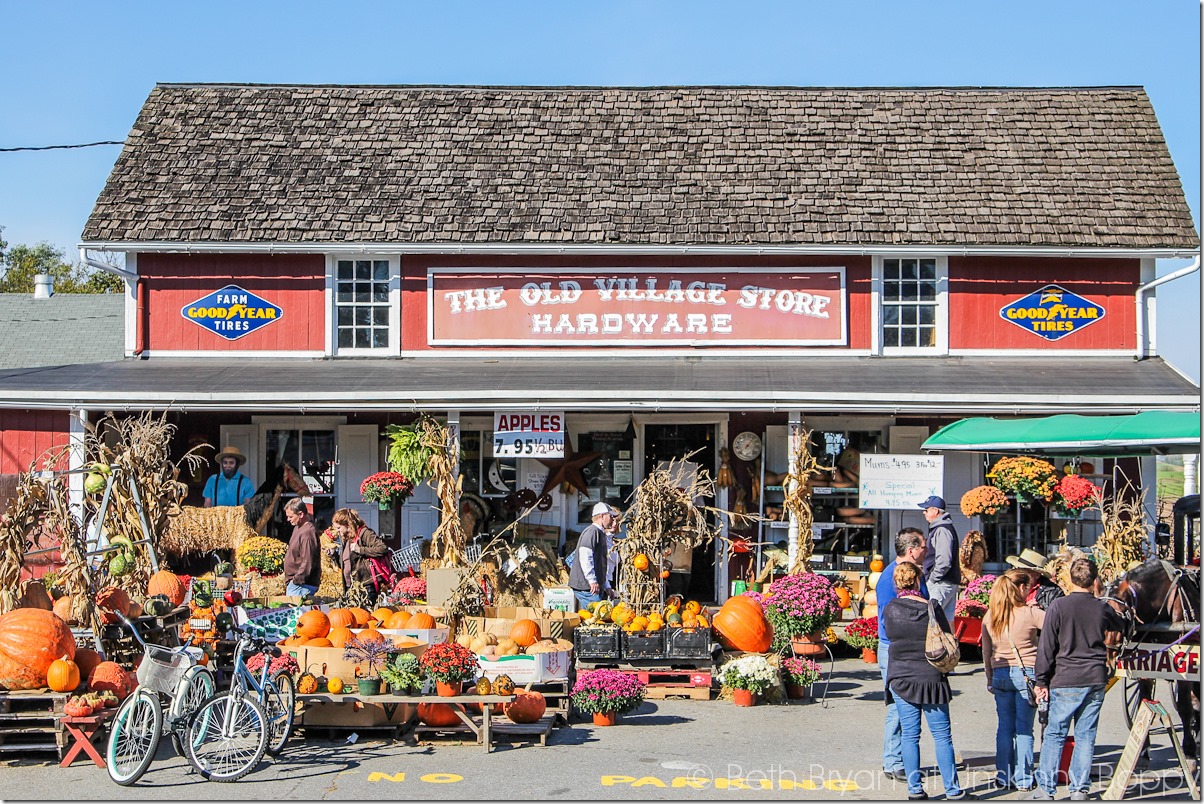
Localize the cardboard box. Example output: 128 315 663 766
355 626 449 646
541 586 577 613
280 641 427 683
426 567 468 608
474 650 572 683
301 700 416 728
461 606 581 641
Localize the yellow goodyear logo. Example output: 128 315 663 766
181 284 283 340
999 284 1105 341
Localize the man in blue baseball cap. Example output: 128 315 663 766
918 495 960 621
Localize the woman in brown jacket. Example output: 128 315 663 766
981 569 1046 791
330 508 390 593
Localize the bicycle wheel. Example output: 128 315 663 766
168 665 216 757
261 671 296 755
185 692 269 782
106 689 163 786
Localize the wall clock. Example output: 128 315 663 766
731 431 763 462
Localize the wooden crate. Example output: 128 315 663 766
528 679 571 722
0 690 69 759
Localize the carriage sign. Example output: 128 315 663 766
1115 642 1200 682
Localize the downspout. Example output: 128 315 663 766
78 250 137 283
79 249 143 355
1135 256 1200 359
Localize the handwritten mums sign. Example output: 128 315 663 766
428 269 846 346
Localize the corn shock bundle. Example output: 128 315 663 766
1093 482 1152 584
783 428 831 574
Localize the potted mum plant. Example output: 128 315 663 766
570 669 646 726
841 616 880 663
953 574 996 645
959 485 1010 520
378 652 422 695
720 654 778 707
342 634 395 696
989 456 1058 503
780 656 823 700
418 641 479 697
763 572 841 655
360 471 415 511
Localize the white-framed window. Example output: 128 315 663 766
873 256 948 354
330 256 399 354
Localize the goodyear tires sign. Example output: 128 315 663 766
182 285 283 340
999 284 1105 341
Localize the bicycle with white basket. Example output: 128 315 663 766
105 612 216 786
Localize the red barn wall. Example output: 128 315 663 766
949 257 1138 350
401 254 873 351
0 409 70 474
138 254 325 352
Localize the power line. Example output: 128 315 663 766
0 141 123 152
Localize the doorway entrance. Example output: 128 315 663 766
643 423 717 602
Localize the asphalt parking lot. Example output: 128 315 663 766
3 655 1195 801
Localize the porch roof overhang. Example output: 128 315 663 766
921 411 1202 456
0 356 1196 415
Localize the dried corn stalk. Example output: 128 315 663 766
420 416 470 568
783 428 831 574
1093 483 1152 584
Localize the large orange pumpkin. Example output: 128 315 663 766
509 619 542 648
305 637 333 648
296 609 331 640
95 587 131 624
88 661 134 700
327 626 354 648
357 628 386 643
372 607 395 624
504 689 547 724
73 648 103 681
407 612 436 630
327 608 355 629
386 610 413 629
0 608 76 690
418 702 462 727
834 586 852 610
147 570 187 607
349 608 372 627
712 595 772 653
47 656 81 692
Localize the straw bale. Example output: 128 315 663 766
161 505 256 558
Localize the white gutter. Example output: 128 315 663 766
79 249 138 282
77 240 1201 260
1136 256 1201 359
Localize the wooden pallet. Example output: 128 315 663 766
645 684 713 701
412 715 557 748
527 679 571 722
0 690 69 759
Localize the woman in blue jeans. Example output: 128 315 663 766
882 561 965 801
980 570 1046 790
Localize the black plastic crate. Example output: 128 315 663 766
665 627 712 659
840 554 870 572
621 630 666 660
573 627 621 660
808 553 836 571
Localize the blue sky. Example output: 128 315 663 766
0 0 1198 379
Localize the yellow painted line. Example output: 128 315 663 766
367 772 464 784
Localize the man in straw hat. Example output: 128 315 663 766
1007 548 1064 611
203 445 256 508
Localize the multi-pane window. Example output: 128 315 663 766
336 259 390 349
882 258 938 348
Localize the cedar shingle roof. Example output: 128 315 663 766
82 84 1199 249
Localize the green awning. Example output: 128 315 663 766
922 412 1201 456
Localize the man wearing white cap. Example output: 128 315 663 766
203 446 256 508
567 502 619 611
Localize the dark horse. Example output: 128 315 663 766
243 462 309 535
1107 557 1201 761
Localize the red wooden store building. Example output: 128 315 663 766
0 85 1197 599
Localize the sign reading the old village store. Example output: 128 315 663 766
429 269 847 346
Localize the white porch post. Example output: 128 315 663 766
787 411 802 569
68 409 88 525
1184 454 1199 497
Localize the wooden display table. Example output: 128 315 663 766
297 692 515 753
59 708 116 769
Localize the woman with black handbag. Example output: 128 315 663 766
882 561 966 801
981 570 1046 791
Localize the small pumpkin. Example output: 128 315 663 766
834 585 852 610
525 638 568 655
52 596 76 624
296 609 331 640
147 570 187 607
297 670 320 695
72 648 103 681
47 655 82 692
869 555 886 573
327 608 355 629
509 619 542 648
504 689 547 724
327 677 345 694
407 612 436 630
143 594 173 617
492 674 515 695
63 697 93 718
88 661 134 701
475 677 493 695
633 553 650 572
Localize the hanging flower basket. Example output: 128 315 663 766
1050 474 1101 517
959 485 1010 518
988 457 1057 503
360 471 415 510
